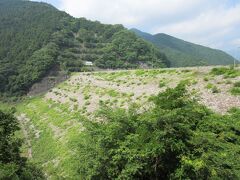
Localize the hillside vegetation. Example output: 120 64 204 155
77 83 240 179
0 108 44 179
132 29 235 67
0 66 239 179
0 0 169 97
1 0 240 179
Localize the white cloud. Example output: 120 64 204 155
153 5 240 35
231 38 240 46
152 3 240 47
59 0 212 26
54 0 240 54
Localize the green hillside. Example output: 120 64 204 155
131 28 235 67
1 66 240 179
0 0 169 98
1 1 240 179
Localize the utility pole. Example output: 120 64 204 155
235 47 240 68
238 47 240 67
234 56 236 69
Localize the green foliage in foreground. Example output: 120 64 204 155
77 83 240 179
0 108 44 179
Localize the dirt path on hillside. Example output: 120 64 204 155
17 114 32 159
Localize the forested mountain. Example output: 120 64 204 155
0 0 169 97
131 28 235 67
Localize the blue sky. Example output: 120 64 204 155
40 0 60 7
35 0 240 59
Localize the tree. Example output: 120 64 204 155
0 108 44 179
76 82 240 179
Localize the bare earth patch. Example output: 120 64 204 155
17 114 33 158
45 66 240 114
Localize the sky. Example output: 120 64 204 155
35 0 240 59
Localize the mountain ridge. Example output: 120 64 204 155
0 0 169 97
131 28 235 67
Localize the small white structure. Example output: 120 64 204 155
84 61 93 66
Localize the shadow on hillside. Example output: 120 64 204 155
28 66 69 96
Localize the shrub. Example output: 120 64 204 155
135 69 145 76
107 89 119 97
229 81 240 96
225 80 232 84
211 67 229 75
234 81 240 87
159 81 166 88
129 92 135 97
192 79 198 85
84 95 91 100
211 86 220 93
84 101 90 106
210 67 240 78
181 69 191 73
76 82 240 179
206 83 213 89
203 77 209 81
70 98 77 102
230 87 240 95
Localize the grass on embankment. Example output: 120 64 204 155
15 96 86 179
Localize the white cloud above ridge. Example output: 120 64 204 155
52 0 240 56
59 0 212 26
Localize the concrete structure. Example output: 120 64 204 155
84 61 93 66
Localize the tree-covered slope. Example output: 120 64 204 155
0 0 66 96
131 28 235 67
0 0 169 97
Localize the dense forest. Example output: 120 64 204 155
131 29 235 67
0 0 65 97
0 0 169 97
